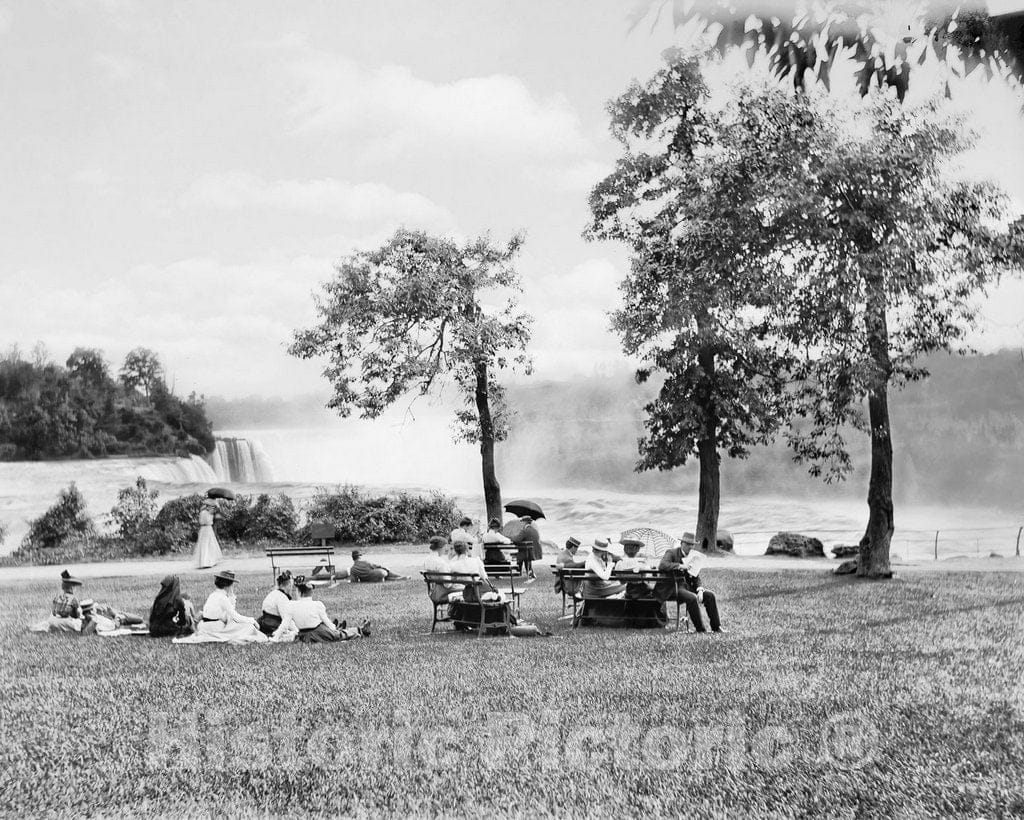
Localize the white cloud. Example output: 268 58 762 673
179 171 453 226
284 48 598 163
93 52 136 81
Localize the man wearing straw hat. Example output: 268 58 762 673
656 533 723 633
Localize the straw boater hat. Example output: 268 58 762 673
79 599 95 613
60 569 83 587
593 538 622 558
214 569 236 583
565 536 581 550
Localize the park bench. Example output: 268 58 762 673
266 522 339 586
553 567 687 631
421 571 514 637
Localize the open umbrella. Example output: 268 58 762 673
619 527 675 559
503 499 545 520
206 487 235 501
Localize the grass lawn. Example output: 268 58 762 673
2 566 1022 818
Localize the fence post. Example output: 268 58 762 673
934 530 939 561
1017 526 1022 558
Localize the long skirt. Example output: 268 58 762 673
193 524 222 569
578 598 668 629
174 619 267 644
581 580 626 599
257 611 283 636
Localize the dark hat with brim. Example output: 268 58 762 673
214 569 236 583
351 550 362 559
621 538 644 550
680 532 696 546
60 569 83 586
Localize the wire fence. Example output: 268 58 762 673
726 525 1024 561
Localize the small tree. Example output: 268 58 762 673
66 347 110 389
22 483 96 550
587 51 796 549
119 347 164 399
289 229 532 521
110 476 159 542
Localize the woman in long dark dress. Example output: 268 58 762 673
148 575 196 637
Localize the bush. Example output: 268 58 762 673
153 494 205 550
302 485 462 544
109 476 159 541
20 483 96 550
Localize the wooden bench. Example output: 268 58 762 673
553 567 687 631
421 571 513 637
266 545 337 586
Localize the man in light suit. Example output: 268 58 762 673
655 534 723 633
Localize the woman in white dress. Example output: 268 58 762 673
182 570 266 644
193 499 222 569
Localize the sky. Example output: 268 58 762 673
1 0 1023 400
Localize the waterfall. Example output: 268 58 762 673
207 437 275 483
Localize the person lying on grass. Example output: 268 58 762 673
79 599 145 635
655 535 724 634
349 550 408 583
271 580 370 643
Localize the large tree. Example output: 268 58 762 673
754 91 1023 578
119 347 164 399
587 52 797 551
289 229 532 522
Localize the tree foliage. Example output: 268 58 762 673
119 347 164 398
652 0 1024 101
289 229 533 519
587 50 798 547
0 345 214 460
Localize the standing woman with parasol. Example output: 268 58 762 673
194 488 231 569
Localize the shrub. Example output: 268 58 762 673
21 483 96 550
302 485 462 544
153 494 205 550
109 476 159 541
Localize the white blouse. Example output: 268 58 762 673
260 588 291 617
201 588 251 625
584 553 615 581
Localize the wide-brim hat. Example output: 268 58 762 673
620 538 645 550
680 532 697 546
79 599 95 612
593 538 622 557
214 569 236 583
60 569 83 586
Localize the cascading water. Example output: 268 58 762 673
207 437 275 483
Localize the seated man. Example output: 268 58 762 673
554 536 586 597
450 516 479 558
272 581 370 642
480 517 513 566
615 538 654 599
349 550 407 583
654 535 723 633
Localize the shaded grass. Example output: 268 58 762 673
1 568 1022 818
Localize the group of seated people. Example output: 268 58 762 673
555 534 723 633
451 515 542 580
32 567 372 645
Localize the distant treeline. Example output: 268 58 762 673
0 345 214 460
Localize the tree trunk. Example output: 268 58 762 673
474 359 503 523
859 278 895 579
694 345 720 553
